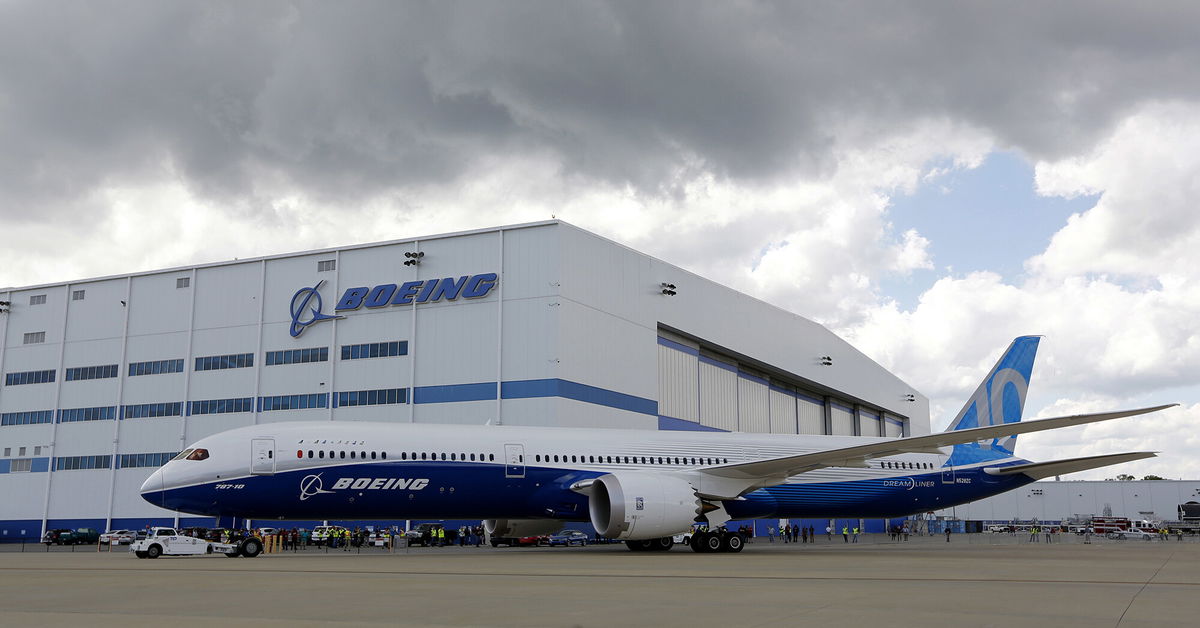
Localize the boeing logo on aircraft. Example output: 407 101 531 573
289 281 343 338
299 474 336 501
330 477 430 491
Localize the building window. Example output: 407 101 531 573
194 353 254 371
54 455 111 471
2 447 8 456
128 359 185 377
335 388 408 408
265 347 329 366
22 332 46 345
340 341 408 360
58 406 117 423
258 393 329 412
176 277 190 289
317 259 336 272
117 452 178 468
189 397 253 415
121 402 183 419
4 369 56 386
72 290 85 301
1 410 54 426
29 294 46 305
10 459 32 473
65 364 119 381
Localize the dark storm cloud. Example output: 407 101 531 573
2 0 1199 217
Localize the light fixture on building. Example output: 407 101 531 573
0 300 9 313
903 393 915 402
404 251 425 266
819 355 832 366
660 282 677 296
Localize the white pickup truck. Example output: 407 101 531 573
130 527 263 559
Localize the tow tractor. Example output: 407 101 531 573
130 527 263 559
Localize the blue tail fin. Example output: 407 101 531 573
943 336 1040 465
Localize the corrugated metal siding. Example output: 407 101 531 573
658 344 699 422
737 376 770 433
769 388 796 434
797 397 824 434
831 405 855 435
699 362 738 431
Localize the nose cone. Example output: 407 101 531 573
140 468 165 506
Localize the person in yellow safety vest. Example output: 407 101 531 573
842 526 849 543
852 527 859 543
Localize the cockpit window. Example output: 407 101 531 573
185 449 209 461
172 449 194 461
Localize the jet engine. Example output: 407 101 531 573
587 473 700 540
483 519 565 538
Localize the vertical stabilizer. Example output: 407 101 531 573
943 336 1040 465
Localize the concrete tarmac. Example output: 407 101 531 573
2 535 1198 627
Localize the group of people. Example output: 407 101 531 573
766 524 816 543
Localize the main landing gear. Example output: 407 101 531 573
689 530 745 553
625 537 676 552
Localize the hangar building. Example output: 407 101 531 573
0 220 927 539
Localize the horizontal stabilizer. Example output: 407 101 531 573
702 404 1175 483
983 452 1157 480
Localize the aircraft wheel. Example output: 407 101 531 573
722 533 745 553
690 532 709 552
653 537 675 551
146 544 162 559
702 532 723 553
240 538 263 558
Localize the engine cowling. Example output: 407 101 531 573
483 519 564 538
587 473 700 540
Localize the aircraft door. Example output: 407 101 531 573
251 438 276 475
504 444 525 478
941 464 955 484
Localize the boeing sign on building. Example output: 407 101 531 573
288 273 498 337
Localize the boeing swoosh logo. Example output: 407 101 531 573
299 473 335 501
290 280 342 337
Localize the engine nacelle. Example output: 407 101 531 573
588 473 700 540
483 519 564 538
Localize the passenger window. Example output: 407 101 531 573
381 452 386 460
308 450 314 458
340 451 346 459
268 450 273 459
372 452 378 460
421 452 427 460
489 454 494 461
450 453 457 461
318 451 325 459
440 453 446 461
350 451 356 459
471 454 476 461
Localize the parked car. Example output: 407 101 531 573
546 530 589 546
43 529 72 545
1108 527 1156 541
47 528 100 545
100 529 135 545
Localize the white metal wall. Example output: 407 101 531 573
830 404 855 436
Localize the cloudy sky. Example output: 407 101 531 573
2 1 1198 478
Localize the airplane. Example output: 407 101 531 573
140 336 1174 552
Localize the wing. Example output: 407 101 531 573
700 404 1174 486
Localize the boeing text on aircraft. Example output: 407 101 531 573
140 337 1174 554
